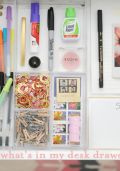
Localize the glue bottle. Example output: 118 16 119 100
30 3 40 53
62 7 80 41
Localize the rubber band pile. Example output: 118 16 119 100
15 74 50 109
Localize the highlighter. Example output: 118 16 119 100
0 78 13 107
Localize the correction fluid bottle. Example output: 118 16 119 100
62 7 80 41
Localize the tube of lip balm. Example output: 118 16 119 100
30 3 40 53
69 114 80 145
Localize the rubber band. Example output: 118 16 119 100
15 74 50 109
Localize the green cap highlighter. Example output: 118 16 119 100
0 78 13 107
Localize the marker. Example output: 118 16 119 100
0 30 4 92
0 78 13 107
8 30 14 147
6 7 13 146
8 30 14 124
30 3 40 53
10 29 14 73
48 7 54 71
0 78 13 147
3 28 7 78
97 10 103 88
6 6 12 78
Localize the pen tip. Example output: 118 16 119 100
99 81 103 88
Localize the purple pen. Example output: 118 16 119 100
6 6 12 78
6 6 12 29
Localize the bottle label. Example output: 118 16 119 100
30 23 40 53
63 19 79 39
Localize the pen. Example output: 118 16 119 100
6 6 12 78
7 30 14 124
0 78 13 107
0 29 5 143
6 7 13 146
3 28 7 78
0 30 4 92
10 29 14 73
97 10 103 88
0 78 13 147
0 78 13 146
48 7 54 71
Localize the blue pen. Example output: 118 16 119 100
3 28 7 79
6 6 12 78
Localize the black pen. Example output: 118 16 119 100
0 30 4 92
97 10 103 88
48 7 54 71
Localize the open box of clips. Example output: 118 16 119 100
0 0 87 149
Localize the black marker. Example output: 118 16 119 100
48 7 54 71
98 10 103 88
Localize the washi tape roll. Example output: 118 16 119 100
69 114 80 145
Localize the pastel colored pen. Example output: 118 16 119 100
0 78 12 145
7 29 14 145
30 3 40 53
10 29 14 73
3 28 7 78
48 7 54 71
6 6 12 78
7 77 13 125
0 30 4 92
0 78 12 147
7 29 14 124
0 78 13 107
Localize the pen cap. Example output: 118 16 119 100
65 7 76 18
3 78 13 93
6 6 12 20
48 7 54 30
31 3 40 23
98 10 103 32
3 28 7 43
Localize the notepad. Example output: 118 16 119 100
89 98 120 149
